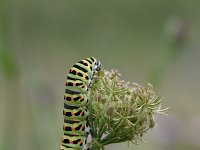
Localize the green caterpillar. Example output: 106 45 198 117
60 57 102 150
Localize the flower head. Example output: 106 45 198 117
88 69 168 150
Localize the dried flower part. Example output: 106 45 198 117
107 106 114 116
88 69 168 150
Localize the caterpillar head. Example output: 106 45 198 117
92 57 101 71
95 59 102 71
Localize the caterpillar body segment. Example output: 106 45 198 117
64 93 89 107
63 120 86 136
63 106 89 120
60 135 86 150
65 80 88 94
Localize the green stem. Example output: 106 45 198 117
100 118 124 145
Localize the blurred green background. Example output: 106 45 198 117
0 0 200 150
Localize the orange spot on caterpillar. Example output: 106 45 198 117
63 125 66 130
63 110 66 115
69 95 74 102
71 125 75 131
69 140 73 144
73 82 76 86
80 111 83 115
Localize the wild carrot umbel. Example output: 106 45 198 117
88 69 168 150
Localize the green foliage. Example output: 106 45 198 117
0 50 18 78
89 69 168 150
